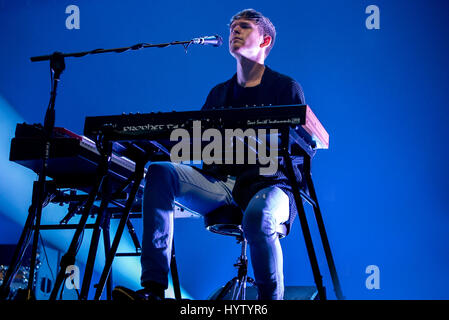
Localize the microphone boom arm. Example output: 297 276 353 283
30 35 221 62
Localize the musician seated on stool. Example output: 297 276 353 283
113 8 305 300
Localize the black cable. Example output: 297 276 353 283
73 282 80 300
38 234 55 284
59 276 65 300
58 268 81 300
183 41 193 53
47 63 53 111
74 229 85 256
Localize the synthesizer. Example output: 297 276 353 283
9 123 200 218
10 123 140 191
83 105 329 150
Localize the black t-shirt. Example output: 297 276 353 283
203 66 305 110
201 66 306 233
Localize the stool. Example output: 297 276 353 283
204 203 287 300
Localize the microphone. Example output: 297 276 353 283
191 35 223 47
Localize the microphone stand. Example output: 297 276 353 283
26 52 65 300
2 38 202 300
0 52 65 300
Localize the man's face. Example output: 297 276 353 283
229 18 267 60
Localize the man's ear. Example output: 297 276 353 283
260 35 272 48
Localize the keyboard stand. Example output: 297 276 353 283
48 140 113 300
91 141 182 300
280 127 344 300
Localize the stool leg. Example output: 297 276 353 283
210 236 254 300
231 280 239 299
232 239 249 300
241 276 247 300
214 278 236 300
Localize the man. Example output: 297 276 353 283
113 8 305 300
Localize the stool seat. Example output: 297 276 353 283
204 204 243 237
205 203 287 300
204 204 287 239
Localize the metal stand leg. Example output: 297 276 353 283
213 238 253 300
0 181 43 300
27 181 46 300
93 159 145 300
279 125 344 300
303 156 344 300
49 154 110 300
102 212 113 300
282 148 327 300
79 176 112 300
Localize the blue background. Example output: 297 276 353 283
0 0 448 300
